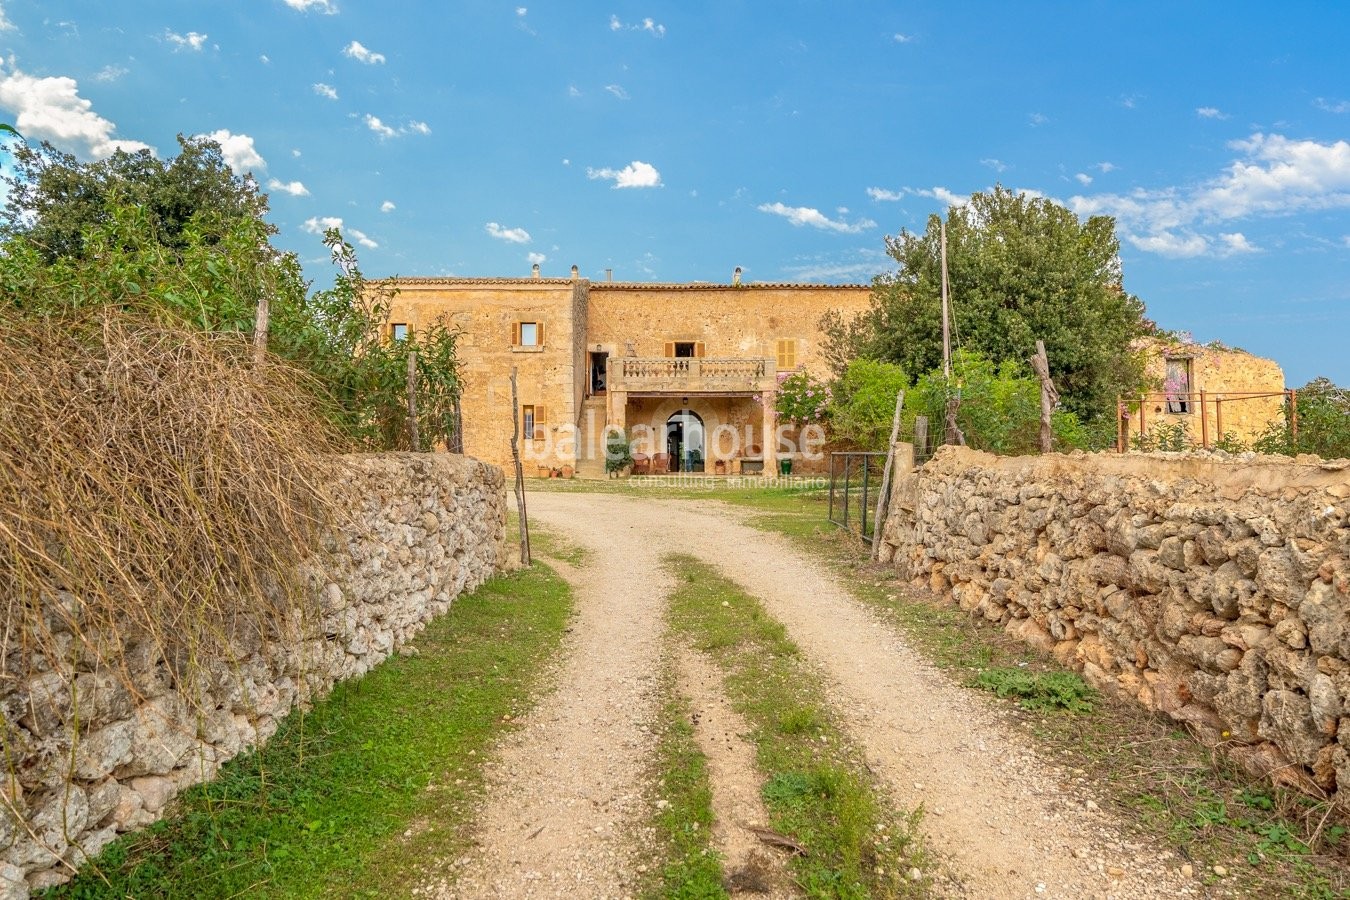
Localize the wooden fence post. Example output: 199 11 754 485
871 390 905 560
510 367 531 566
913 415 929 462
1199 390 1209 448
253 292 269 370
1029 340 1058 453
406 350 420 451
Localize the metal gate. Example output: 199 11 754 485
827 452 886 543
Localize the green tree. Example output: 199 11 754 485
1252 378 1350 459
828 358 909 450
828 186 1151 428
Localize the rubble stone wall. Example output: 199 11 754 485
0 453 505 897
876 445 1350 797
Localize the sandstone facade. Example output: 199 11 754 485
381 272 871 475
877 445 1350 797
0 454 505 897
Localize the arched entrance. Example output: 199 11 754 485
665 409 705 473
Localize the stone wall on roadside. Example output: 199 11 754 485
876 445 1350 797
0 453 505 898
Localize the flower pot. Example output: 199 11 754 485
536 465 550 478
561 465 575 478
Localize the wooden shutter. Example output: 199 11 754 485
777 339 796 370
694 342 705 358
533 404 547 441
664 341 675 358
537 321 545 347
512 322 521 346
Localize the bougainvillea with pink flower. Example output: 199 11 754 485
774 369 831 425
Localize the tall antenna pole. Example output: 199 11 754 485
940 219 952 379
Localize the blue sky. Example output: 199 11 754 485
1 1 1347 385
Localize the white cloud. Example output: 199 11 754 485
980 158 1007 173
485 222 531 243
1071 132 1350 257
94 65 127 83
260 54 271 64
609 15 665 36
1028 112 1048 126
528 251 546 265
567 84 581 98
586 160 662 189
363 114 429 139
302 216 376 248
892 32 912 43
1314 97 1350 114
604 84 629 100
1218 232 1258 255
267 178 309 196
1196 106 1228 120
343 40 385 64
1075 172 1093 186
0 64 150 159
364 114 396 138
757 202 876 234
561 158 570 166
0 4 14 32
866 187 904 202
313 82 338 100
291 148 301 157
516 6 527 15
910 186 969 208
166 30 208 52
203 129 266 172
1095 161 1117 173
284 0 337 12
380 200 396 213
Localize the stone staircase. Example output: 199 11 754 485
574 396 608 479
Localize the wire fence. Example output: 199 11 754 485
827 451 887 544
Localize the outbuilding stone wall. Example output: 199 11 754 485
0 453 505 897
877 445 1350 797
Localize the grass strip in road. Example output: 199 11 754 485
47 563 572 900
641 677 727 899
663 553 925 900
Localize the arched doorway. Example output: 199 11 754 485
665 409 705 473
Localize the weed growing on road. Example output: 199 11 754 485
972 667 1096 713
640 682 727 899
664 554 927 899
46 563 573 900
529 522 592 566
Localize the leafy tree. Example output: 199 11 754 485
912 350 1086 454
828 359 909 449
827 186 1151 428
0 133 462 450
1252 378 1350 459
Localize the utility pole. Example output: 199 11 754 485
940 220 952 379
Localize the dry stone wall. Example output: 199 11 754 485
877 445 1350 798
0 453 505 898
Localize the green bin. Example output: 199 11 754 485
778 457 792 476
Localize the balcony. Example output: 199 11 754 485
608 357 777 395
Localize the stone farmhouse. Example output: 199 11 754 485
380 266 872 476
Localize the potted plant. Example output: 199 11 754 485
604 430 633 478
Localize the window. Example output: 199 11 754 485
665 341 704 358
522 404 547 441
513 321 544 347
391 323 409 341
776 339 798 370
1164 358 1192 413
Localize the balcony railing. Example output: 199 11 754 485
609 357 775 393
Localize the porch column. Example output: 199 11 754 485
761 389 777 473
609 390 627 432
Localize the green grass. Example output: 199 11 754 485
641 682 727 900
47 563 573 900
663 554 925 900
529 522 591 566
971 667 1097 713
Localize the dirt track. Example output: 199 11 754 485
435 492 1200 899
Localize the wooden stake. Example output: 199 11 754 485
1029 339 1058 453
510 367 531 566
871 390 905 560
450 393 464 453
940 220 952 380
406 350 420 451
913 415 929 462
1199 390 1209 448
253 291 269 370
1289 389 1299 446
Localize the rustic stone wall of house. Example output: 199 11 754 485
0 453 505 898
876 445 1350 797
1132 337 1286 445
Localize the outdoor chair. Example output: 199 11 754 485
652 452 670 473
632 453 651 475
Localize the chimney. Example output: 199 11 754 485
570 264 579 280
605 268 613 282
531 263 540 279
733 266 743 286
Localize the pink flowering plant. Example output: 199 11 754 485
774 369 831 425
